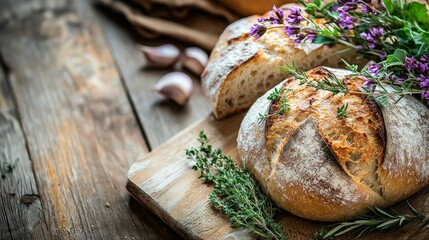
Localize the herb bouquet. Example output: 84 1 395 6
251 0 429 110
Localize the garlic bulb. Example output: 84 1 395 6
137 44 180 67
153 72 193 105
183 47 208 76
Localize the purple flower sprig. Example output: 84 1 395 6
345 51 429 103
250 0 392 58
251 6 315 43
249 24 268 39
251 0 429 105
359 27 384 50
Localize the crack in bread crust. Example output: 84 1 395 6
266 68 386 198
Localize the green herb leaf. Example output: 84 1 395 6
403 2 429 28
312 36 336 45
382 0 395 14
373 95 390 107
336 103 349 119
385 49 407 66
314 0 321 7
267 88 282 101
317 201 429 239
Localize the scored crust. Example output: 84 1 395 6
237 67 429 221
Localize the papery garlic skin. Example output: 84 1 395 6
137 44 180 67
153 72 193 105
183 47 208 76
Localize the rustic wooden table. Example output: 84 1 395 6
0 0 211 238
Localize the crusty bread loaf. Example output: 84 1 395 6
237 67 429 221
201 6 368 119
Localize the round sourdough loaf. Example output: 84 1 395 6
237 67 429 221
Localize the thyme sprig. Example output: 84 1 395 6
186 131 286 240
315 201 429 239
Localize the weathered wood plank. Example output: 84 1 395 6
0 58 50 239
0 0 176 238
93 4 212 149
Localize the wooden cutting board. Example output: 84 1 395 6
126 113 429 240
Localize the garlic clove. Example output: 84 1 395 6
183 47 208 76
137 44 180 67
153 72 193 105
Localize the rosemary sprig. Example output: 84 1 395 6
336 103 349 119
315 201 429 239
186 131 286 240
258 87 292 124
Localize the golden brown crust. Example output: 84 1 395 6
238 67 429 221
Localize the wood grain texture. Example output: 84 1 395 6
127 113 429 240
93 5 213 149
0 0 177 238
0 61 50 239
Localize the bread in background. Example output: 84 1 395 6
201 5 368 119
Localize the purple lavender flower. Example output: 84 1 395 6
361 4 370 12
293 34 306 44
345 2 358 11
286 7 302 25
419 62 428 73
369 27 384 38
361 4 380 15
257 6 285 24
250 24 267 39
284 26 300 37
330 4 340 11
404 56 420 72
337 0 355 4
421 55 429 63
338 6 351 12
367 62 381 76
417 74 429 86
363 77 376 91
337 12 355 30
380 51 387 60
421 91 429 101
419 79 429 88
270 6 284 24
306 31 318 42
360 27 384 49
257 17 267 23
391 74 406 83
